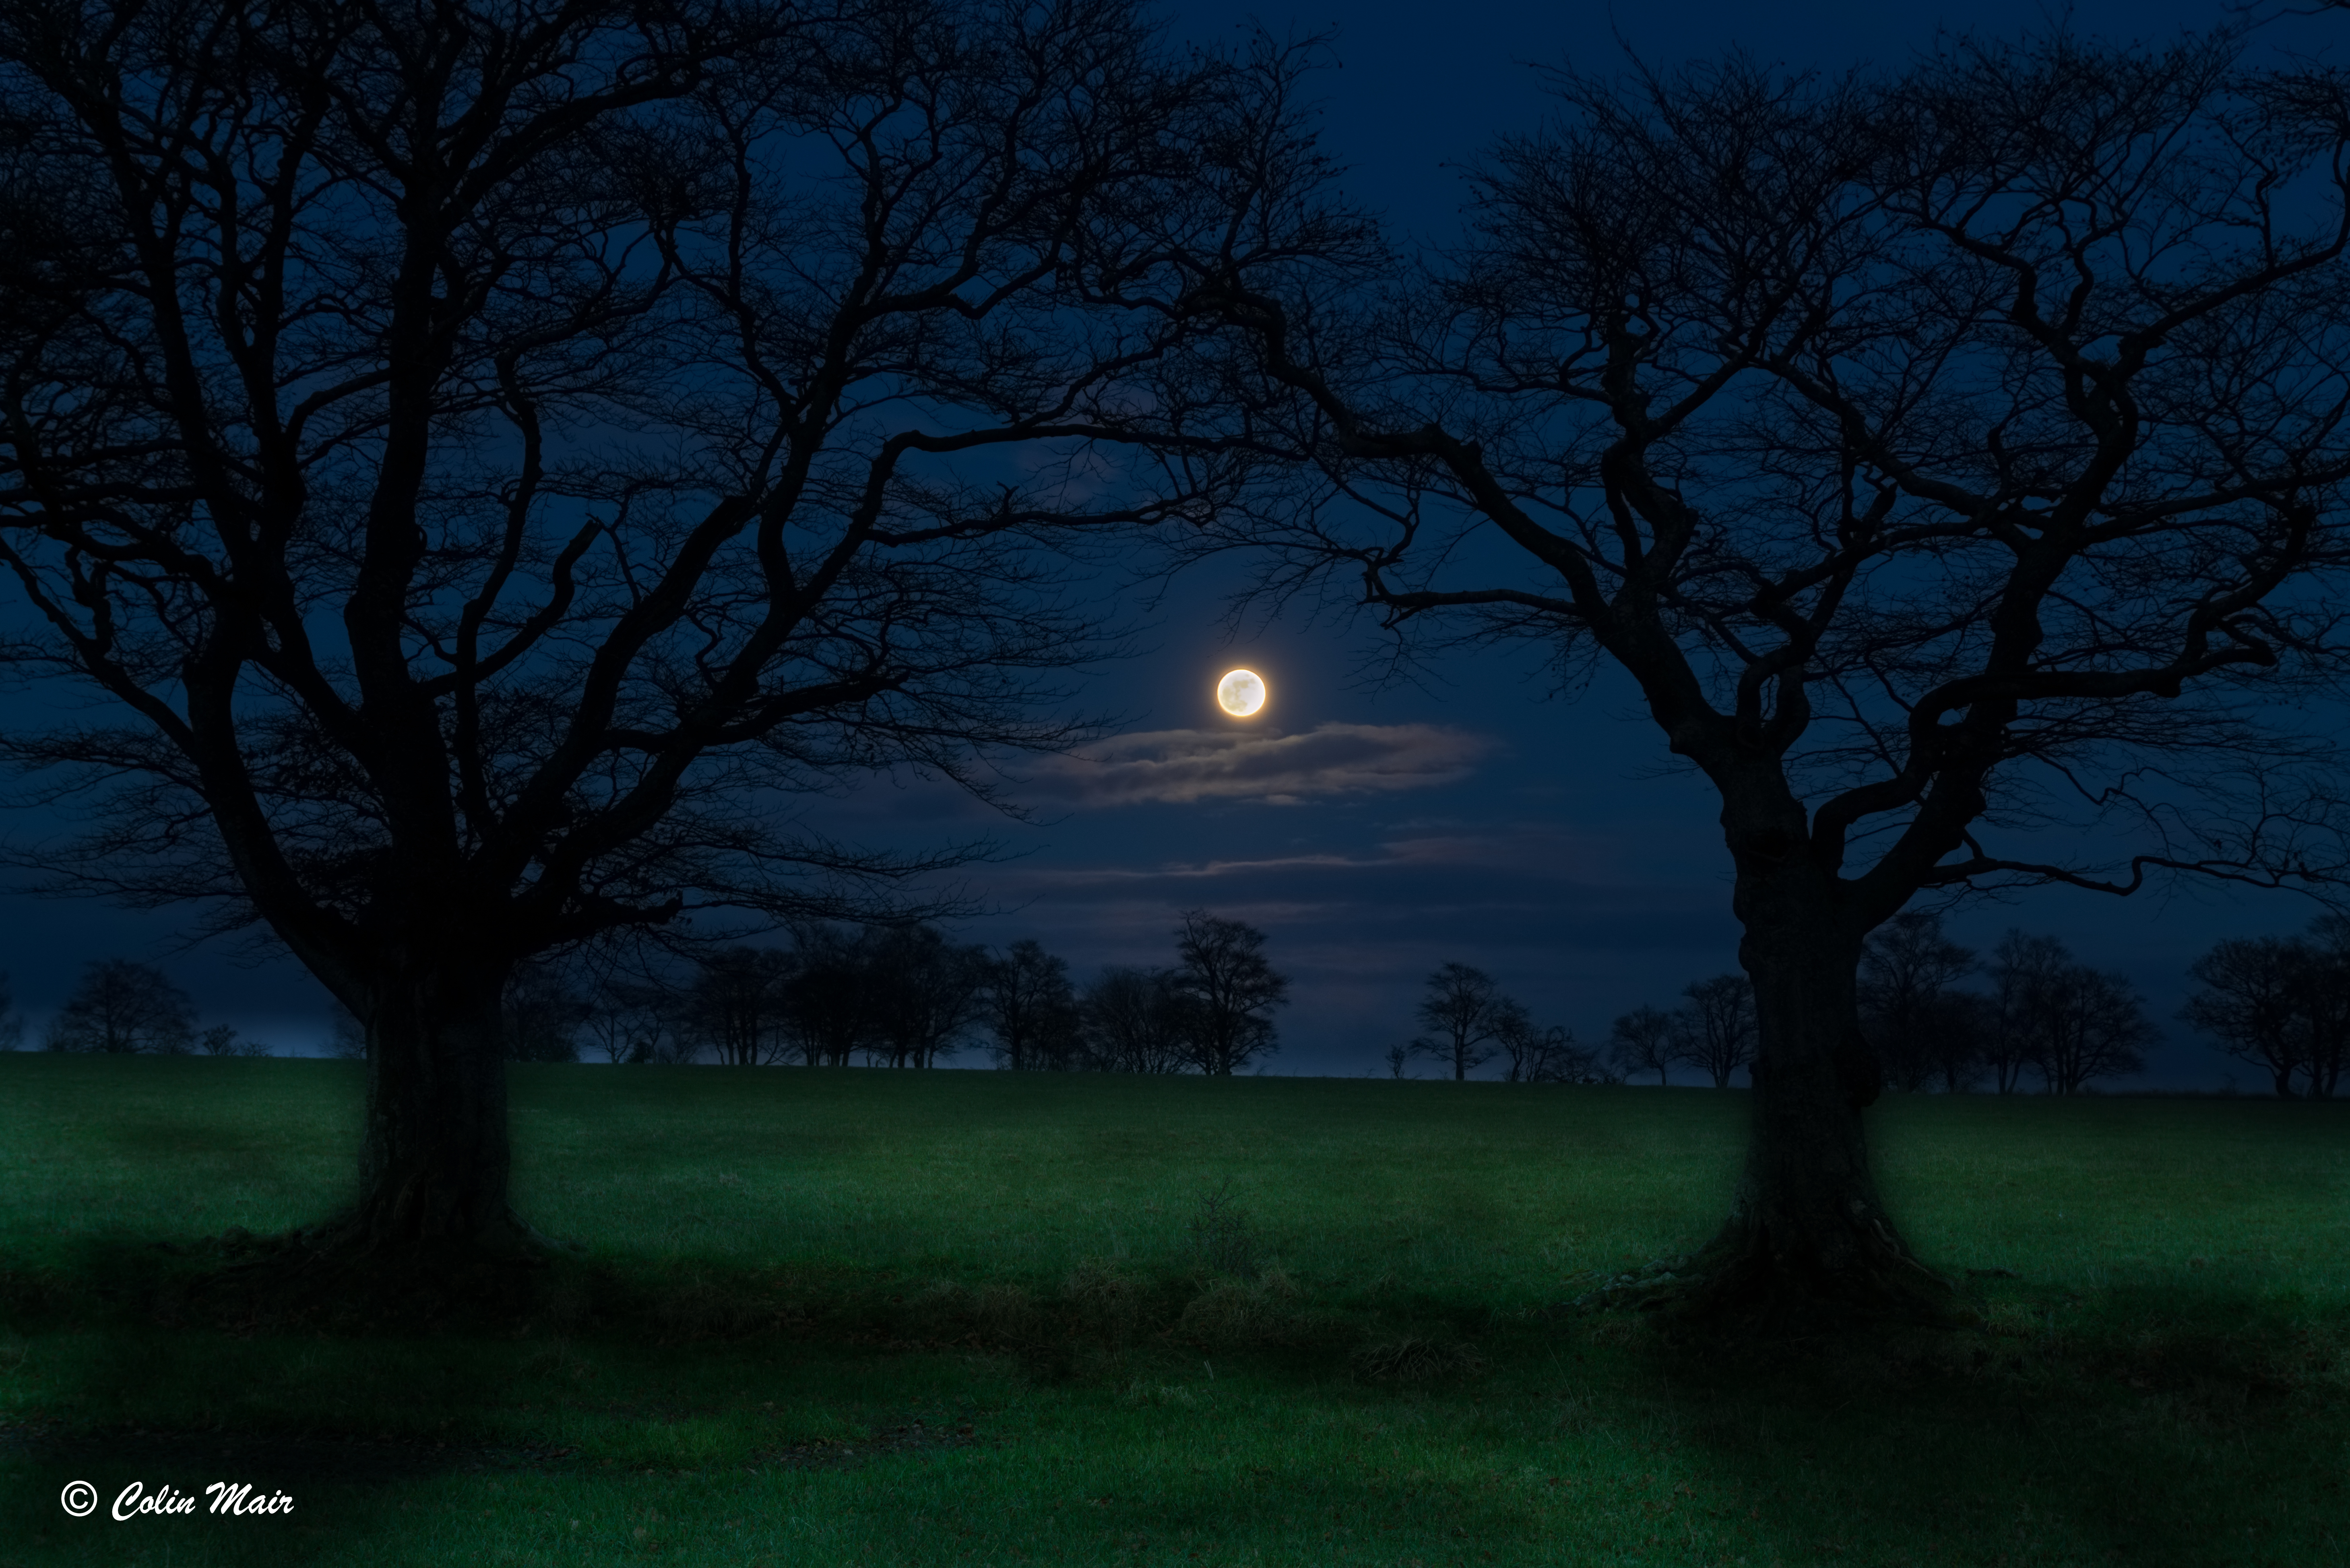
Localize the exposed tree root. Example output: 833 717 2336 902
1662 1238 1960 1338
1580 1217 1964 1339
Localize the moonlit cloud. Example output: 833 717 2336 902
1025 723 1495 807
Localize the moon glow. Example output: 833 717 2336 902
1216 667 1267 717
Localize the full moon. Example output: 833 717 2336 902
1216 667 1267 717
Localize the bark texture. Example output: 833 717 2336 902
1673 851 1949 1328
316 966 531 1259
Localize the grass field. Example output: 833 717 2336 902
0 1054 2345 1568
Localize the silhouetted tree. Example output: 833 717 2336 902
2183 935 2307 1097
2032 963 2156 1094
1172 911 1288 1075
1988 931 2154 1092
1190 35 2350 1315
1859 915 1980 1092
1383 1041 1414 1080
1080 965 1195 1074
1497 1009 1607 1083
1410 962 1510 1080
577 969 679 1066
1915 993 1991 1095
0 0 1351 1260
2276 919 2350 1099
500 960 590 1064
644 1004 706 1066
2182 917 2350 1097
1987 933 2068 1095
0 972 19 1050
868 926 988 1069
1609 1006 1678 1087
44 959 195 1054
1671 975 1757 1089
780 925 871 1069
685 948 795 1067
197 1023 268 1057
980 939 1080 1070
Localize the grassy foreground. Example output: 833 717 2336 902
0 1056 2345 1568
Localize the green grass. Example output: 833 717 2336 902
1 1055 2346 1568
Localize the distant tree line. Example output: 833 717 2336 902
1594 919 2160 1095
1605 975 1761 1089
320 909 1294 1075
1566 911 2350 1100
32 907 2343 1101
22 958 264 1056
8 911 1286 1073
1392 963 1611 1084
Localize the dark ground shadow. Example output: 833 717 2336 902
4 1239 2347 1567
1605 1277 2350 1566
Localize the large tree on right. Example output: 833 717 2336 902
1190 34 2350 1324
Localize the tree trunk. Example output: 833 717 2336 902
1679 867 1949 1328
316 964 531 1258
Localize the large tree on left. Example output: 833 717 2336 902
0 0 1351 1258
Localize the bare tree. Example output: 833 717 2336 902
685 947 795 1067
0 0 1346 1258
1858 914 1979 1091
196 1022 268 1057
779 924 871 1069
1410 961 1510 1080
1187 35 2350 1317
867 925 987 1069
1989 930 2154 1093
502 959 591 1063
1383 1040 1414 1080
1080 965 1195 1074
578 972 676 1066
2029 960 2156 1093
44 958 196 1054
1171 910 1288 1076
2183 918 2350 1097
1497 1008 1607 1083
1608 1005 1678 1087
1671 974 1758 1089
980 938 1080 1070
1988 932 2068 1095
2184 935 2308 1097
1915 992 1991 1095
2290 917 2350 1099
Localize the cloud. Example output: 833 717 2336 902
1020 853 1376 886
1026 723 1495 807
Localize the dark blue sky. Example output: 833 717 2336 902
4 0 2338 1085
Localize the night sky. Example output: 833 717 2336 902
3 0 2338 1085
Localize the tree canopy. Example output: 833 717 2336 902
0 0 1356 1256
1184 29 2350 1320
